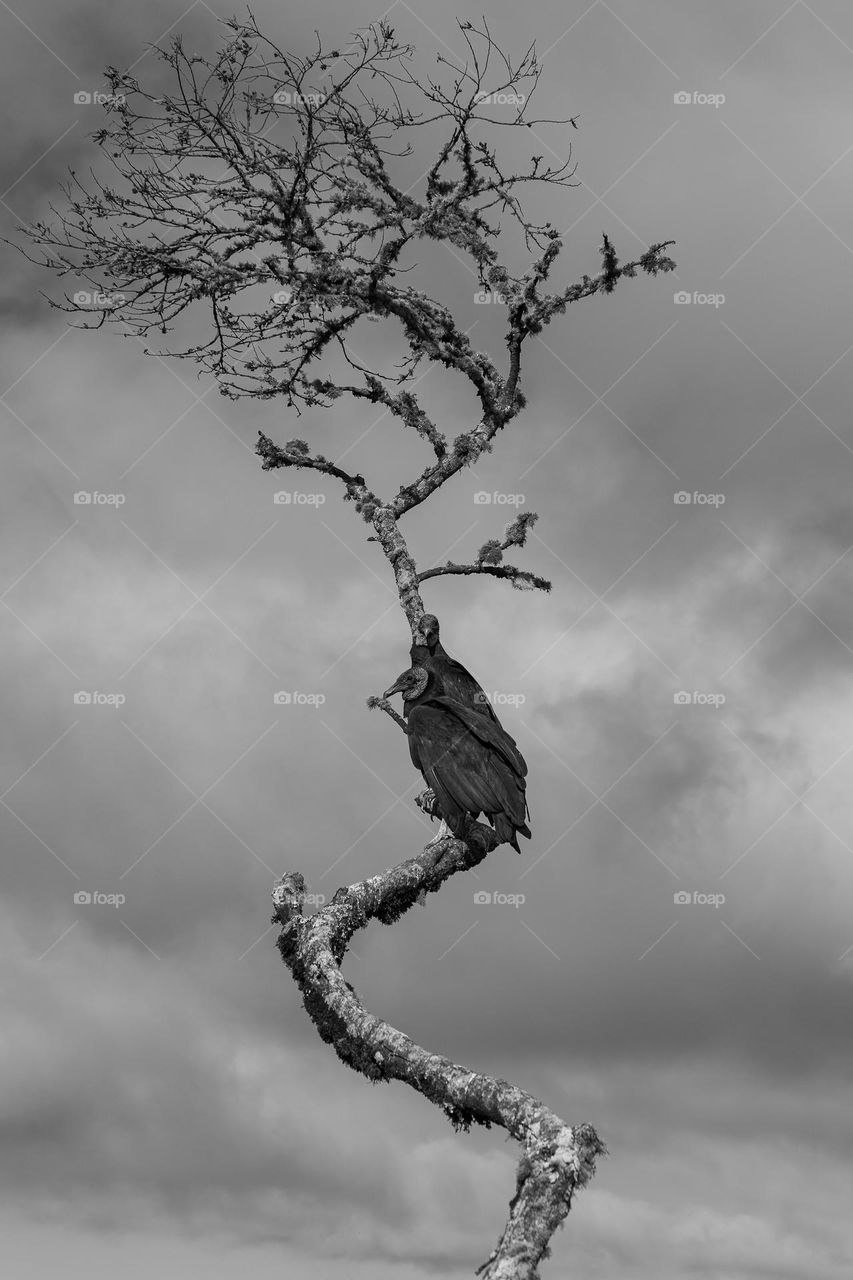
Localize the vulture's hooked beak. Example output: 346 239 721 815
383 674 408 699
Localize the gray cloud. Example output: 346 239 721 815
3 0 853 1276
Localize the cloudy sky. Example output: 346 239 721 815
3 0 853 1276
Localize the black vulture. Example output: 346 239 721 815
410 614 497 722
408 614 527 832
384 664 531 853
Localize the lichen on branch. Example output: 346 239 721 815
272 850 606 1279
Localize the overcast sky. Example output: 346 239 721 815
3 1 853 1277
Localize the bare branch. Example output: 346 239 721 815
255 430 367 492
418 561 552 592
255 430 390 532
314 373 448 458
419 509 550 589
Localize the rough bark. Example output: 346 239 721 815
272 845 606 1279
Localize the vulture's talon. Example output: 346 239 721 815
415 787 439 818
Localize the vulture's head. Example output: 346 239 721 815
383 665 431 702
414 614 441 651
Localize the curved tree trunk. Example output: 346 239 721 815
272 839 605 1278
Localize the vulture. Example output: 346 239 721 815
410 614 497 722
384 663 531 853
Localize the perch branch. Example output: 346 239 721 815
366 694 408 733
272 851 605 1280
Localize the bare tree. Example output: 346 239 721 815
19 13 675 1276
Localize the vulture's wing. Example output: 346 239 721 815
437 657 499 722
428 695 528 780
409 703 526 824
